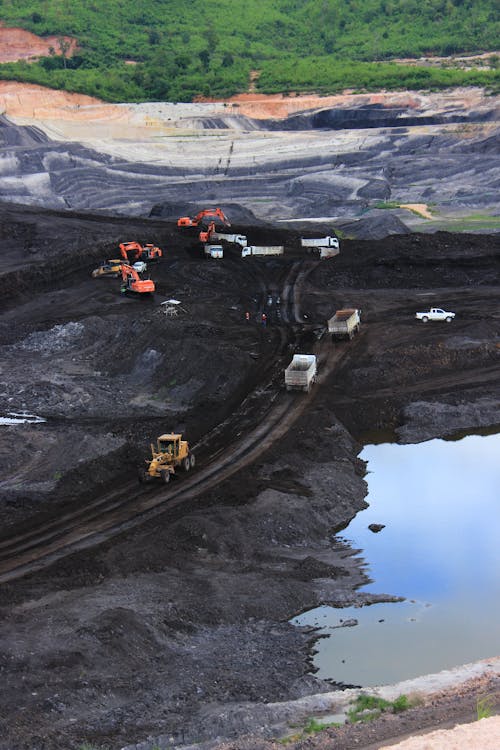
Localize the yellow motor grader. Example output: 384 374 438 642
139 433 195 483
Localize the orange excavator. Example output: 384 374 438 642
199 221 216 243
177 208 230 228
120 264 155 295
119 242 162 262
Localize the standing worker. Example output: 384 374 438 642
245 311 250 322
261 312 267 327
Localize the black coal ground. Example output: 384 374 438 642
0 202 499 750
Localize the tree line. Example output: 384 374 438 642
0 0 498 101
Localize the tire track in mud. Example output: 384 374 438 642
0 258 345 583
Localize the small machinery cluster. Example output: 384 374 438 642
91 209 455 484
91 241 162 295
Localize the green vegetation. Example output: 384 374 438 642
347 693 413 723
476 693 497 720
0 0 498 101
415 215 500 232
302 716 341 733
374 201 404 210
279 715 341 743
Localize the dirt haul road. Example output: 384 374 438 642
0 201 499 750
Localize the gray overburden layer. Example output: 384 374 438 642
1 90 498 238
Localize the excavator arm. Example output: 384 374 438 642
119 242 143 262
120 263 155 295
120 241 162 261
178 208 230 228
199 221 216 243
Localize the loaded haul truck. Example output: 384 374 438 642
328 309 360 340
301 236 340 259
284 354 317 392
212 232 247 247
241 246 284 258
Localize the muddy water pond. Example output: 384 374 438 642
293 433 500 687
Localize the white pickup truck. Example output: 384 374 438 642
415 308 455 323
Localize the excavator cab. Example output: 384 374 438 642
120 263 155 295
141 244 162 261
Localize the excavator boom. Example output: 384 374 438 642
178 208 230 228
119 241 162 262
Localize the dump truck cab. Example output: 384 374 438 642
139 433 195 483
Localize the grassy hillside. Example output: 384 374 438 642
0 0 498 101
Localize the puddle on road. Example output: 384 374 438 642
293 433 500 686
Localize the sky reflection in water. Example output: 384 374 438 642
292 433 500 686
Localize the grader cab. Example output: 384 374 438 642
139 433 195 484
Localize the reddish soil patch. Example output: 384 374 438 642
0 81 118 118
0 23 77 63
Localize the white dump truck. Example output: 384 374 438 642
204 244 224 259
212 232 248 247
318 246 340 259
284 354 317 392
415 307 455 323
328 309 361 340
241 246 284 258
301 236 339 249
301 236 340 259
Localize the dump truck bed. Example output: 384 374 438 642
327 309 360 339
284 354 317 392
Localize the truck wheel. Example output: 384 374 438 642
422 316 429 323
182 456 191 472
189 454 196 469
160 470 170 484
138 469 148 483
446 316 453 323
